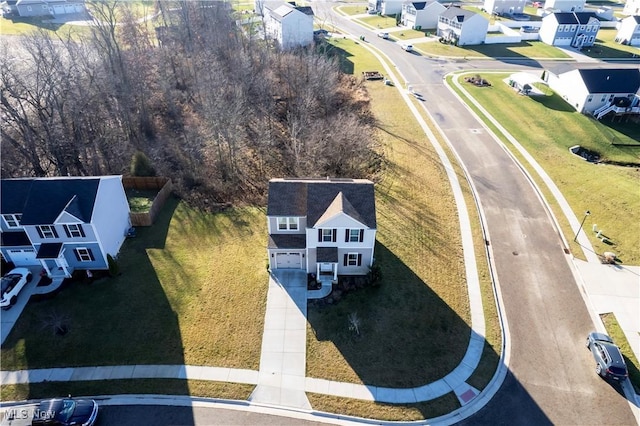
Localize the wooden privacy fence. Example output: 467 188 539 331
124 177 172 227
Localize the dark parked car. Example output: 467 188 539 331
586 332 629 382
32 398 98 426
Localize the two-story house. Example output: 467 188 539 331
0 176 131 278
437 6 489 46
616 15 640 46
369 0 404 15
263 2 314 50
543 0 585 12
482 0 525 15
266 178 377 280
545 67 640 118
539 12 599 47
401 1 447 30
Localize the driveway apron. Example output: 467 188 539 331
249 269 311 410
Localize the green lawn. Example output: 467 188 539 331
454 73 640 264
355 15 399 30
584 29 640 59
0 197 268 372
417 39 570 59
126 189 157 213
600 313 640 394
390 28 434 40
337 5 371 16
305 37 500 420
0 16 89 37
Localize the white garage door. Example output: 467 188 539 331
52 4 64 15
7 249 37 266
275 252 301 269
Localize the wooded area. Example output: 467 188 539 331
0 1 381 206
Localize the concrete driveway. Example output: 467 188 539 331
1 266 57 345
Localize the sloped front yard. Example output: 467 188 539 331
0 198 268 371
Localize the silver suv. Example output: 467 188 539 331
586 332 628 382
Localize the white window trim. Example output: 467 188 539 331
347 252 359 266
66 224 83 238
2 214 22 228
76 247 93 262
39 225 56 239
322 229 333 242
277 217 299 231
349 229 360 242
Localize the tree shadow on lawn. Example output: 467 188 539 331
307 243 501 418
318 40 355 75
0 197 192 408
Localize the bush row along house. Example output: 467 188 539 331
0 176 131 278
266 178 377 281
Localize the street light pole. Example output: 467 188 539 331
574 210 591 242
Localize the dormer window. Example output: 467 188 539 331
277 217 299 230
2 214 22 228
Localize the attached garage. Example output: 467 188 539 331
275 252 302 269
7 248 38 266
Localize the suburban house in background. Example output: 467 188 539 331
544 67 640 119
261 1 314 50
0 176 131 278
539 12 600 48
623 0 640 16
1 0 85 17
437 6 489 46
401 1 447 30
266 178 377 280
368 0 404 15
482 0 525 15
543 0 585 12
615 15 640 46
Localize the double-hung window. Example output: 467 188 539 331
344 253 362 267
37 225 58 239
345 229 364 243
277 217 298 231
2 214 22 228
322 229 333 242
64 224 85 238
74 248 95 262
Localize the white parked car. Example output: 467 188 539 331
1 267 32 309
401 43 413 52
377 32 389 39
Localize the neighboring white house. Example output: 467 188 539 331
401 1 446 29
369 0 404 15
11 0 84 17
437 6 489 46
623 0 640 16
539 12 599 47
263 2 314 50
0 176 131 278
482 0 525 15
544 67 640 119
543 0 585 12
266 178 377 280
615 15 640 46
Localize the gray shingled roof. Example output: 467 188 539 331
574 12 598 24
441 6 477 21
1 177 101 225
267 178 376 229
317 247 338 262
552 12 579 24
578 68 640 94
268 234 307 249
